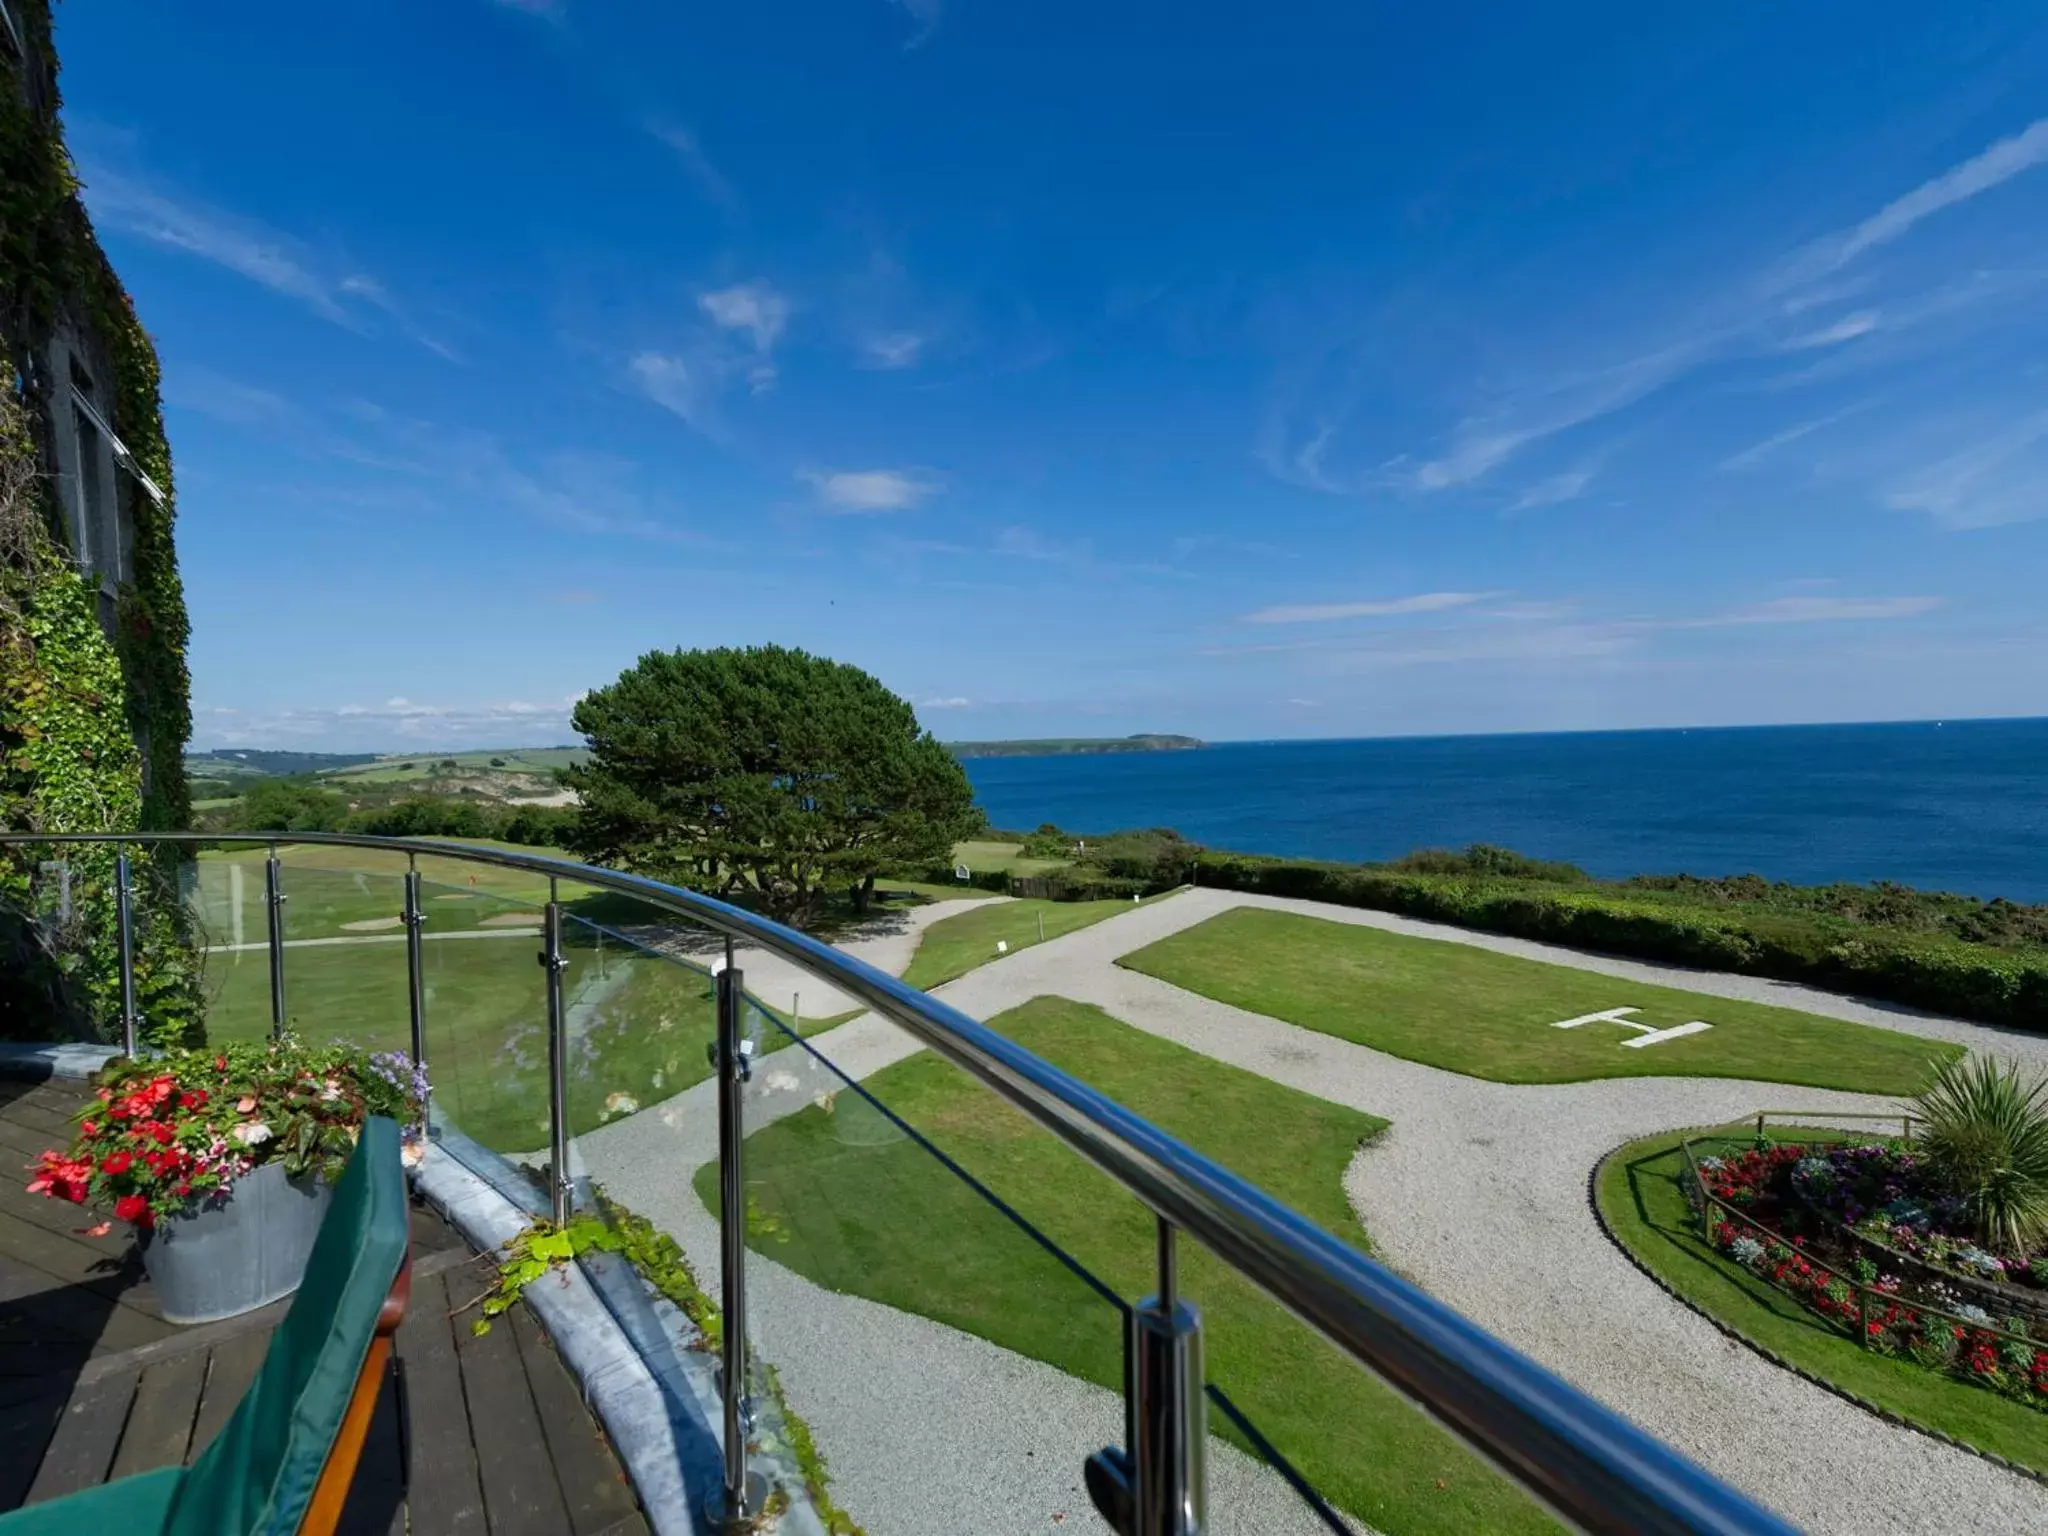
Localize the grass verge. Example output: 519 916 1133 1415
1119 907 1955 1094
702 996 1555 1534
1596 1127 2048 1475
900 891 1177 990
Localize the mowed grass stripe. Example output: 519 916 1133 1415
1117 907 1956 1094
899 893 1173 991
707 997 1556 1534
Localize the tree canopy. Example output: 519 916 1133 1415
564 646 979 917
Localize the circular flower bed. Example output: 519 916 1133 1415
27 1036 428 1232
1691 1142 2047 1413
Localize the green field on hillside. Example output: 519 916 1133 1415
1118 908 1956 1093
704 997 1550 1534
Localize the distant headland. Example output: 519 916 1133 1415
945 733 1205 759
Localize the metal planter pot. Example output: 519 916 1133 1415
137 1159 333 1324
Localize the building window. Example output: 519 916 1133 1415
71 398 105 572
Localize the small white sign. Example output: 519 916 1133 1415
1549 1005 1711 1050
995 939 1009 954
954 863 971 881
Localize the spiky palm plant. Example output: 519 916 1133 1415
1909 1054 2048 1259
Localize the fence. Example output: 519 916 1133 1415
1677 1121 2042 1371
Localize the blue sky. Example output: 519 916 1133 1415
55 1 2048 750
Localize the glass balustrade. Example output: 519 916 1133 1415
0 831 1797 1536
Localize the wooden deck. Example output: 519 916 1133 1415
0 1075 648 1535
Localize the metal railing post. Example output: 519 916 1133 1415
264 846 287 1036
403 862 428 1140
113 849 139 1058
540 882 571 1226
1089 1219 1206 1536
713 942 762 1528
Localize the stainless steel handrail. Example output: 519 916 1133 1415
0 830 1797 1535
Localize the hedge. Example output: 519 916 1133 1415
1189 852 2048 1034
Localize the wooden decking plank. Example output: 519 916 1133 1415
394 1269 486 1536
108 1347 207 1480
508 1306 643 1536
22 1369 136 1505
456 1295 571 1536
0 1387 71 1509
188 1326 269 1458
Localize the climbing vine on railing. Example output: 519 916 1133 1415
0 0 199 1047
473 1192 863 1534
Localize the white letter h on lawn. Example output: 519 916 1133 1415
1549 1006 1711 1049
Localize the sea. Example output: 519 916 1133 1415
959 717 2048 904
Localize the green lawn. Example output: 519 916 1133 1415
900 892 1172 991
952 839 1070 877
1597 1128 2048 1474
702 997 1554 1534
1118 908 1955 1094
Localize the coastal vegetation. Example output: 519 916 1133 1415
1119 908 1956 1093
705 996 1551 1534
932 828 2048 1034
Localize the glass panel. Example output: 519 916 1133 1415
413 872 551 1211
274 845 410 1052
0 844 122 1044
558 896 721 1204
721 1005 1134 1523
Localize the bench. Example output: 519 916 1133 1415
0 1116 412 1536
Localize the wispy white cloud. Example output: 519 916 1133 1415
1241 591 1491 625
645 120 737 208
627 352 717 433
918 696 972 709
699 282 789 353
1323 119 2048 498
860 331 926 369
1782 310 1881 351
1884 412 2048 528
82 167 354 323
1826 119 2048 270
1681 595 1941 626
1507 467 1596 512
801 468 942 512
1719 415 1839 471
194 693 584 751
79 163 456 355
161 367 296 428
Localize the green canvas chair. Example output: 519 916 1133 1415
2 1116 413 1536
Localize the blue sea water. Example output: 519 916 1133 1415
960 718 2048 903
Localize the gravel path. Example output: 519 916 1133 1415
568 888 1337 1536
573 885 2048 1535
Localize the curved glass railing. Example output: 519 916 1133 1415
0 830 1796 1536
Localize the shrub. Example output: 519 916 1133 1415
1911 1054 2048 1258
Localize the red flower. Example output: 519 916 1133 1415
100 1151 133 1176
79 1118 99 1138
113 1194 150 1226
178 1090 208 1110
145 1120 176 1146
214 1055 227 1072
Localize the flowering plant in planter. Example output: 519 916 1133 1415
26 1036 428 1230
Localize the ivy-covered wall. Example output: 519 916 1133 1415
0 0 200 1047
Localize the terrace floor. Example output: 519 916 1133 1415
0 1075 647 1535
